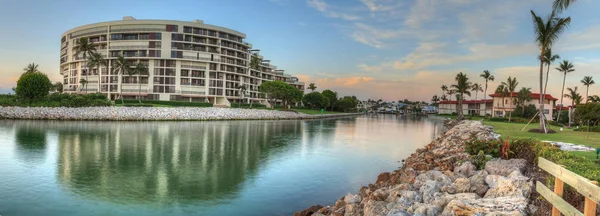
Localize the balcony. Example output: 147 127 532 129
110 28 165 33
109 45 149 50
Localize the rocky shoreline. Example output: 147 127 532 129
0 107 361 121
296 120 536 216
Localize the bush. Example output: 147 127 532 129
512 104 537 118
465 138 502 157
510 117 536 123
123 104 153 107
16 72 52 99
574 126 600 132
115 100 212 107
489 117 507 122
230 103 267 108
0 93 111 107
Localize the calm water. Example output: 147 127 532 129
0 115 443 216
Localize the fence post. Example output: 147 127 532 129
584 181 599 216
552 177 565 216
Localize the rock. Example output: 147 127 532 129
391 168 419 185
454 161 477 177
413 170 452 189
468 170 489 197
442 196 529 215
485 171 532 199
344 193 362 205
387 209 413 216
371 188 390 201
485 159 528 177
387 184 416 202
294 205 323 216
419 180 441 204
377 172 391 185
364 200 389 216
413 204 442 216
397 190 423 208
344 203 361 216
430 193 480 209
446 178 470 194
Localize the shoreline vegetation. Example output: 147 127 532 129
295 119 600 216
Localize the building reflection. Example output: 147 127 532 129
49 120 302 204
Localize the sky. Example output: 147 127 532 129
1 0 600 104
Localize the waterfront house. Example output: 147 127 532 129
488 92 557 120
438 99 493 116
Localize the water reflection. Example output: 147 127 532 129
13 121 47 165
48 121 302 204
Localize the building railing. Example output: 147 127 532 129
71 30 108 39
536 157 599 216
109 45 149 49
181 65 207 69
110 28 165 33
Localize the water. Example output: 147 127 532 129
0 115 444 216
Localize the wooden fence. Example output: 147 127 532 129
537 157 600 216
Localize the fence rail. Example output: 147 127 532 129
537 157 600 216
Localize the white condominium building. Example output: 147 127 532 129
60 16 304 106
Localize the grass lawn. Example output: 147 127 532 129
290 109 343 115
434 115 600 160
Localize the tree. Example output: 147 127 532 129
495 84 509 116
441 94 448 101
79 78 88 93
450 72 472 121
87 52 107 93
501 77 519 122
556 60 575 122
472 83 483 114
250 53 261 70
307 83 317 92
542 48 560 112
259 81 290 109
336 98 355 112
74 37 96 93
581 76 595 102
553 0 577 13
321 90 338 111
431 95 440 106
16 71 52 99
516 87 532 115
23 63 40 74
237 84 247 107
531 10 571 133
441 85 448 99
132 62 148 103
480 70 494 114
564 86 581 127
303 92 327 109
588 95 600 103
53 82 63 93
112 55 131 104
281 85 303 109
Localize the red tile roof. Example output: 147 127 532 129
489 92 558 101
439 99 493 104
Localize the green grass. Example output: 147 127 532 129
290 109 343 115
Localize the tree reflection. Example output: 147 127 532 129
11 121 47 165
53 120 302 205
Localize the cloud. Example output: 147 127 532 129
350 23 403 48
307 0 361 21
360 0 401 12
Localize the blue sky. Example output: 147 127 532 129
1 0 600 102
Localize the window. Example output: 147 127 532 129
191 70 204 78
543 109 549 114
166 25 179 32
110 34 123 40
181 69 189 77
165 69 176 76
181 78 190 85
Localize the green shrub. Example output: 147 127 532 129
489 117 507 122
16 72 53 99
230 103 267 108
0 93 111 107
115 100 212 107
509 117 536 123
123 104 153 107
574 126 600 132
465 138 502 157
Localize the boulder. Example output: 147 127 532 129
387 209 413 216
344 203 361 216
442 196 529 216
364 200 389 216
429 193 480 210
419 180 441 204
413 204 442 216
294 205 323 216
454 161 477 177
446 178 471 194
413 170 452 189
485 171 532 199
344 193 362 205
485 159 527 177
468 170 489 197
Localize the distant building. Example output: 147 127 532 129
489 92 557 120
421 106 438 114
438 99 493 116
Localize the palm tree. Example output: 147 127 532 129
86 52 107 93
441 94 448 101
112 55 131 104
495 84 508 117
553 0 577 13
431 95 440 105
501 77 519 122
472 83 483 115
237 85 247 107
564 86 580 127
516 87 532 115
132 62 148 103
588 95 600 103
556 60 575 122
531 10 571 132
441 85 448 99
74 38 96 92
581 76 595 102
308 83 317 92
54 82 63 93
79 78 88 93
23 63 40 74
450 72 472 120
542 48 560 108
480 70 494 115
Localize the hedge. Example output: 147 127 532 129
115 100 212 107
0 93 111 107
